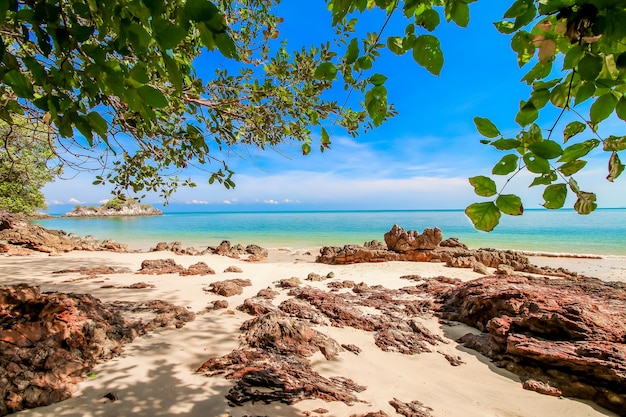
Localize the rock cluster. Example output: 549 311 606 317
0 284 194 416
437 275 626 415
137 259 216 275
150 240 268 260
0 210 128 254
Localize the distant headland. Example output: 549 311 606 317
63 196 162 218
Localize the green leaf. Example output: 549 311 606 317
387 36 404 55
496 194 523 216
523 153 551 174
412 35 443 76
474 117 501 138
301 142 311 155
617 97 626 121
365 85 388 126
447 1 470 27
346 38 360 63
549 82 570 108
603 135 626 152
558 159 587 176
161 51 183 92
469 176 497 197
465 202 501 232
314 62 337 81
563 121 586 143
590 93 618 124
574 82 595 105
215 32 239 59
577 54 603 81
515 100 538 126
369 74 388 86
511 31 534 66
607 152 625 182
543 183 567 209
574 192 597 214
4 70 34 98
356 56 373 70
416 9 440 32
504 0 530 18
137 85 168 108
529 140 563 159
152 18 186 50
185 0 219 22
559 139 600 162
321 127 331 147
86 112 108 138
563 45 584 70
530 172 557 187
492 154 518 175
490 138 521 150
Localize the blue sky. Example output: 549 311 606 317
43 0 626 213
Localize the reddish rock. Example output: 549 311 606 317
439 275 626 415
208 279 252 297
279 277 302 288
224 265 244 273
181 262 216 276
237 297 278 316
384 224 442 252
389 398 434 417
137 258 184 274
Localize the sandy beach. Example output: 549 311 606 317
1 247 621 417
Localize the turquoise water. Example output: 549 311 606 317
33 209 626 256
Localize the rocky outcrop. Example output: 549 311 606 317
438 275 626 415
0 210 129 254
197 312 365 406
150 240 268 261
0 284 194 416
206 279 253 297
384 225 442 251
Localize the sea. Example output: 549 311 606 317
32 208 626 257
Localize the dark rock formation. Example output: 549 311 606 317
0 284 194 416
439 275 626 415
197 312 365 406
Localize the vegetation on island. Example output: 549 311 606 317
66 195 161 216
0 0 624 228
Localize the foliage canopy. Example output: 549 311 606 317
1 0 624 228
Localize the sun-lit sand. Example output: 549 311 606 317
1 248 620 417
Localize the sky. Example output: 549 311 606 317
42 0 626 213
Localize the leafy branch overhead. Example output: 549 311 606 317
466 0 625 231
1 0 624 229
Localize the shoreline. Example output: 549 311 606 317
2 249 621 417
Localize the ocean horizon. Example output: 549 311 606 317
33 208 626 257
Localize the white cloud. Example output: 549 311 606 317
48 200 64 205
68 198 84 204
223 200 233 205
99 199 110 204
264 199 279 205
283 199 300 204
186 200 209 205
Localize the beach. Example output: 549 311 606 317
2 247 621 417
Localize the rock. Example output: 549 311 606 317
495 264 514 275
350 412 390 417
439 275 626 415
307 273 325 282
389 398 434 417
208 279 253 297
224 266 243 273
384 224 442 252
439 237 467 249
126 282 155 289
471 262 489 275
205 300 229 311
279 277 302 288
181 262 216 276
197 313 363 406
341 344 362 355
245 244 268 261
522 380 562 397
137 259 184 275
0 284 149 415
53 266 131 276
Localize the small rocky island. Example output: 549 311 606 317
63 196 162 217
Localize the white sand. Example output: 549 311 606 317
1 249 619 417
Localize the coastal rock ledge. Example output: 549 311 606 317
63 198 161 218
